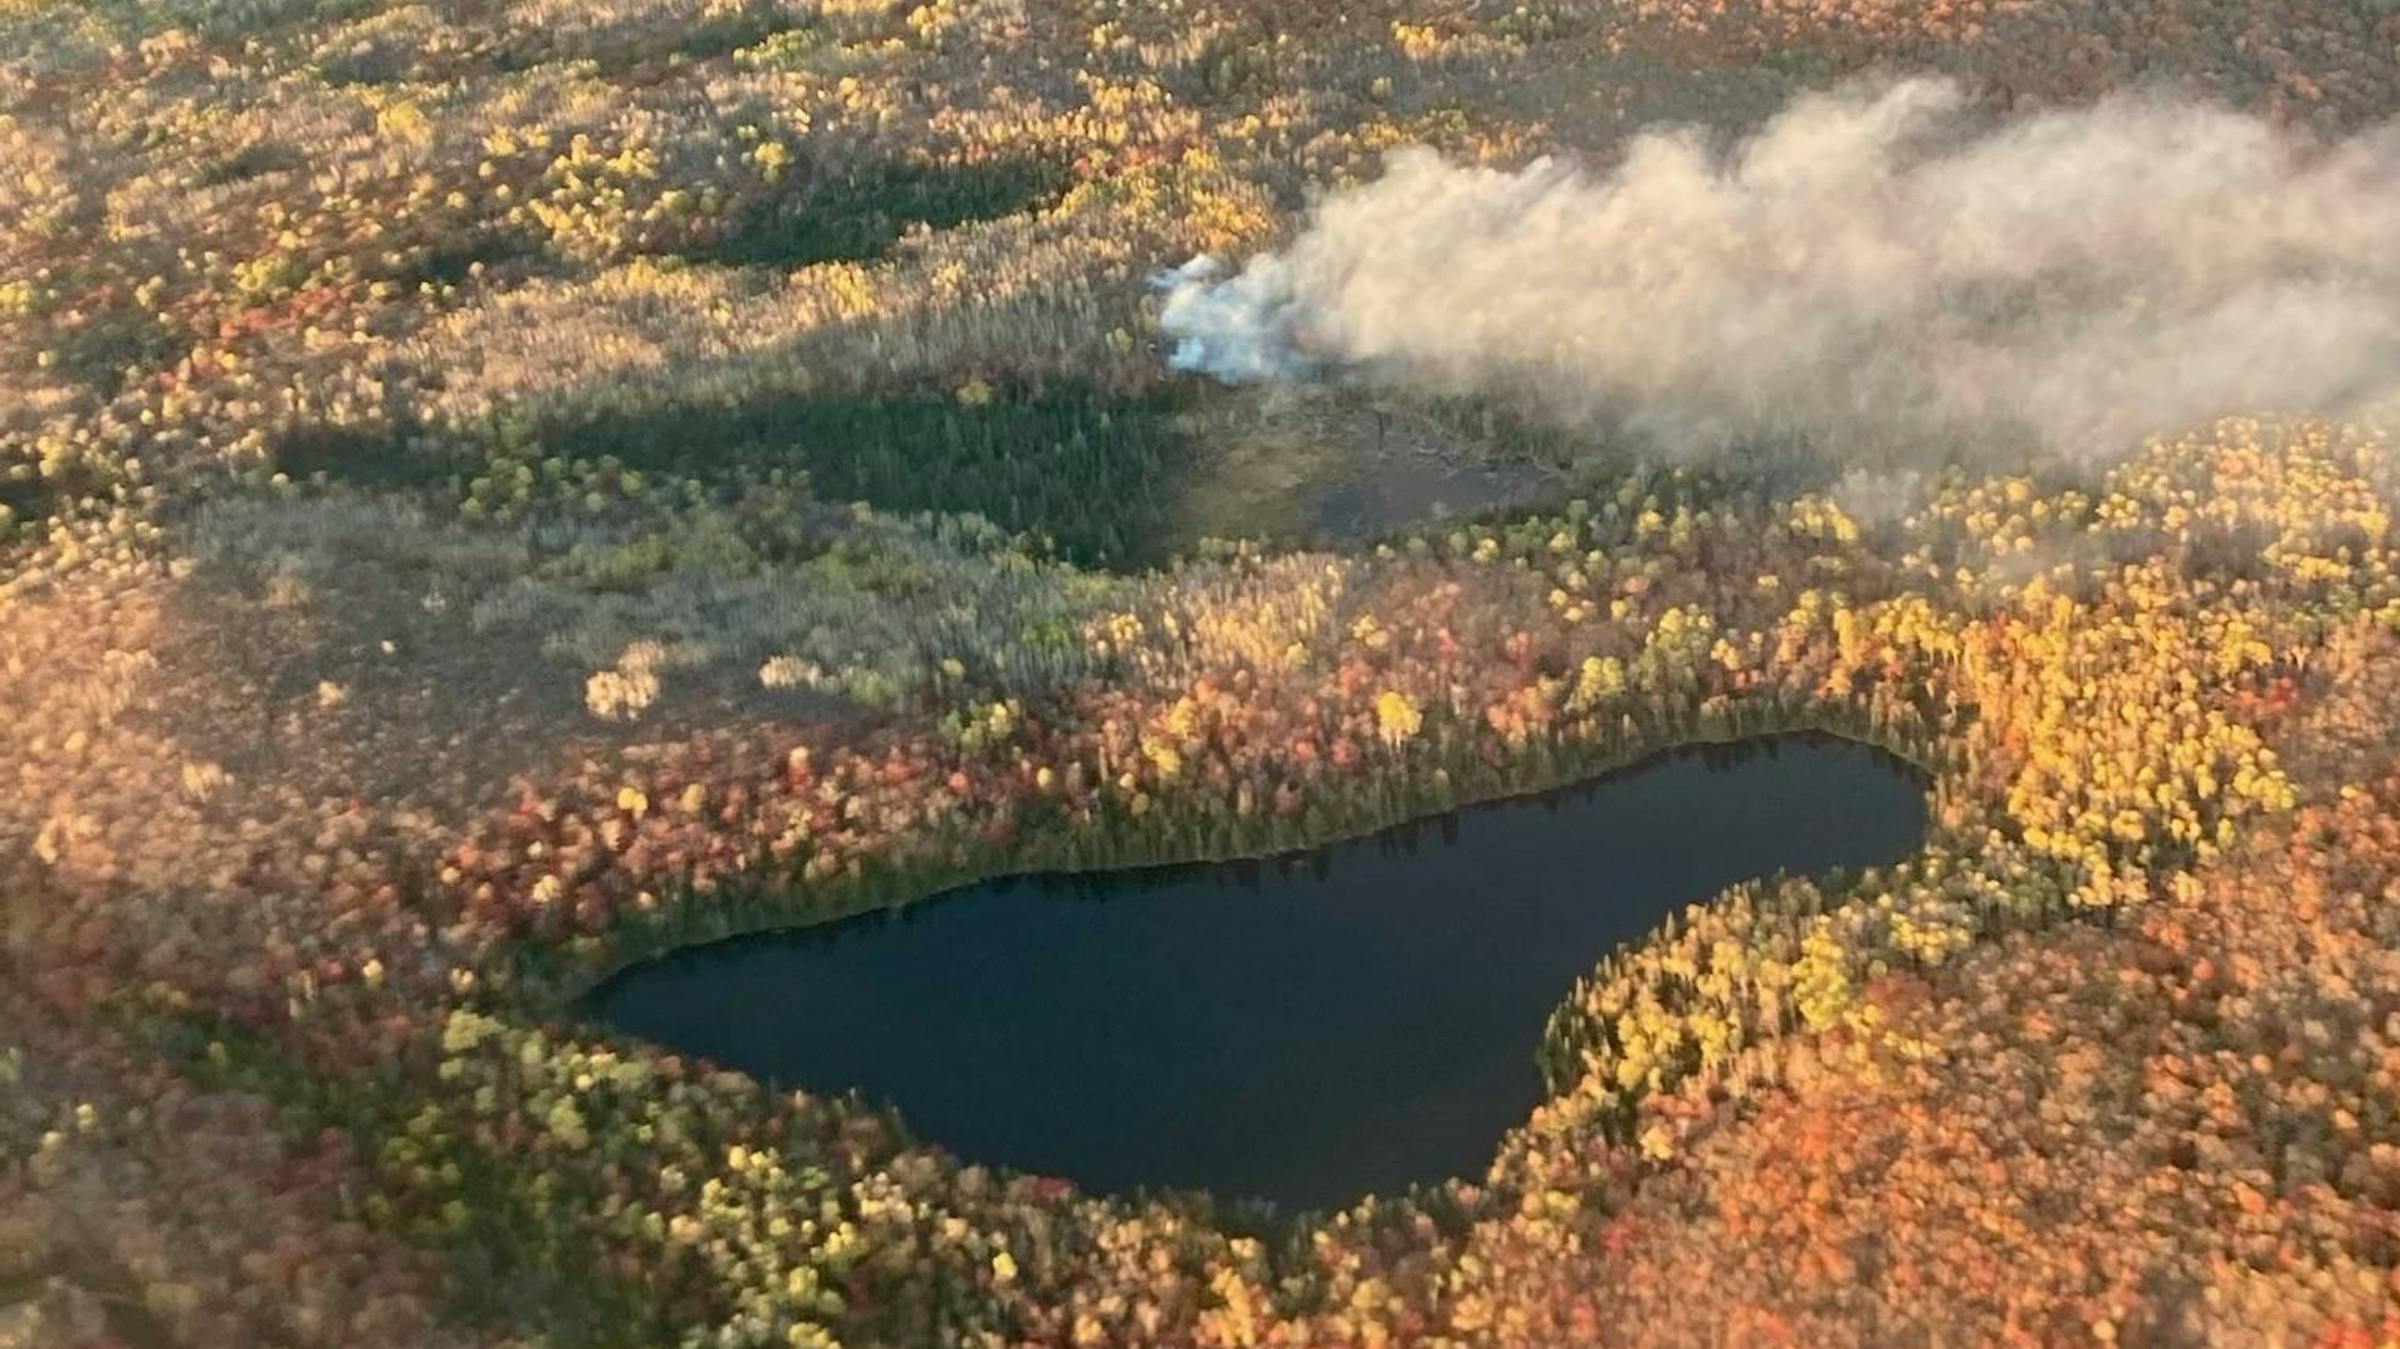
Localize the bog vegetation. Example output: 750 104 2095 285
4 0 2400 1345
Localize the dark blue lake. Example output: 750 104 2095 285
589 734 1927 1211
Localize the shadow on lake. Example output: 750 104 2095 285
587 733 1928 1213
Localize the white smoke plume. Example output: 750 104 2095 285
1157 78 2400 466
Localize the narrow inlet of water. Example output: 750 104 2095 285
590 734 1928 1211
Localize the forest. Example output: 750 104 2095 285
5 0 2400 1344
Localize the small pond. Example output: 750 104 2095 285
590 734 1927 1212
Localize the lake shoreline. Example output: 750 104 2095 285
580 726 1931 1000
583 727 1930 1209
539 705 1948 1011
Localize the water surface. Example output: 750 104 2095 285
592 735 1926 1210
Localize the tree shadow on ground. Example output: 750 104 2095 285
533 378 1195 568
690 157 1072 271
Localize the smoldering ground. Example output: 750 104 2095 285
1157 78 2400 475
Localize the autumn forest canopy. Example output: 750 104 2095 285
6 0 2400 1345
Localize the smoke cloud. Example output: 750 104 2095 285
1156 78 2400 466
